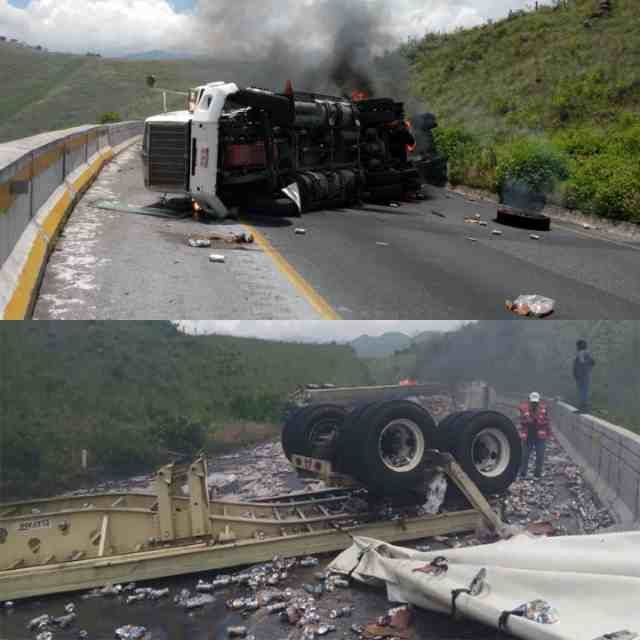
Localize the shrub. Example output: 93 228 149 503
566 153 640 222
98 111 121 124
496 137 568 194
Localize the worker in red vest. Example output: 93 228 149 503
519 392 551 479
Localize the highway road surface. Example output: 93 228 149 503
34 142 640 320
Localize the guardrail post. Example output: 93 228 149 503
85 133 89 163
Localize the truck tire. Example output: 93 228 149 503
282 404 347 461
337 400 437 495
496 207 550 231
447 411 522 495
435 410 478 451
282 405 307 461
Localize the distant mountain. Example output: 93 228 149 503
118 50 199 60
412 331 439 345
350 332 412 358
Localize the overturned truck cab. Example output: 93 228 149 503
142 81 439 217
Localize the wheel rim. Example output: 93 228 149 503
308 418 340 453
378 419 425 473
471 427 511 477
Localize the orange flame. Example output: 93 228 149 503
405 119 417 154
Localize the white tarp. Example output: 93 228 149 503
328 532 640 640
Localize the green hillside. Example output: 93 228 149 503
405 0 640 222
373 321 640 432
0 322 370 498
0 43 261 143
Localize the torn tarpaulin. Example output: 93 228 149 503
328 533 640 639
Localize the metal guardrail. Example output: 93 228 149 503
0 121 143 270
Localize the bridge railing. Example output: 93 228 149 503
0 121 143 319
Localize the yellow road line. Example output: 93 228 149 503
243 223 342 320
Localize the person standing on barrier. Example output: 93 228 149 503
573 339 596 413
519 392 550 479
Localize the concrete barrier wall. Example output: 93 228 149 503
0 121 143 319
551 402 640 526
491 392 640 526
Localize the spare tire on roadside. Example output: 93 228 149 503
336 400 437 496
281 404 347 462
442 411 522 495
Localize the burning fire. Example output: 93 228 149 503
405 120 417 154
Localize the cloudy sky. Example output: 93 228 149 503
0 0 550 56
177 320 469 342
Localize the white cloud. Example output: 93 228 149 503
177 320 470 342
0 0 552 55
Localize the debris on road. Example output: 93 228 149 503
431 209 446 218
376 242 390 247
389 202 401 208
530 234 541 241
506 295 555 318
209 254 226 264
466 237 478 242
294 228 307 236
211 231 255 244
188 238 212 248
492 229 503 236
114 625 149 640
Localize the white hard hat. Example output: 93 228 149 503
529 392 541 403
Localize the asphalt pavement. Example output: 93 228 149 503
34 143 640 319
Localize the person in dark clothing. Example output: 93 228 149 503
519 392 551 479
573 340 596 413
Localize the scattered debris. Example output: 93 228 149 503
506 295 555 318
209 254 226 264
530 234 541 240
227 626 248 637
211 231 254 244
431 210 446 218
376 242 390 247
188 238 212 248
507 599 560 624
466 237 478 242
294 228 307 236
300 557 320 568
526 521 558 536
583 223 593 230
282 182 303 213
492 229 503 236
114 625 149 640
388 202 401 208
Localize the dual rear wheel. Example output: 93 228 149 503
281 401 521 496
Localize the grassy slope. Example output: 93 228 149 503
407 0 640 221
0 44 257 142
410 0 639 136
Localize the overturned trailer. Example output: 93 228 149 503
141 81 445 217
0 455 504 602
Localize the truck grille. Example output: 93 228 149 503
147 123 190 191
